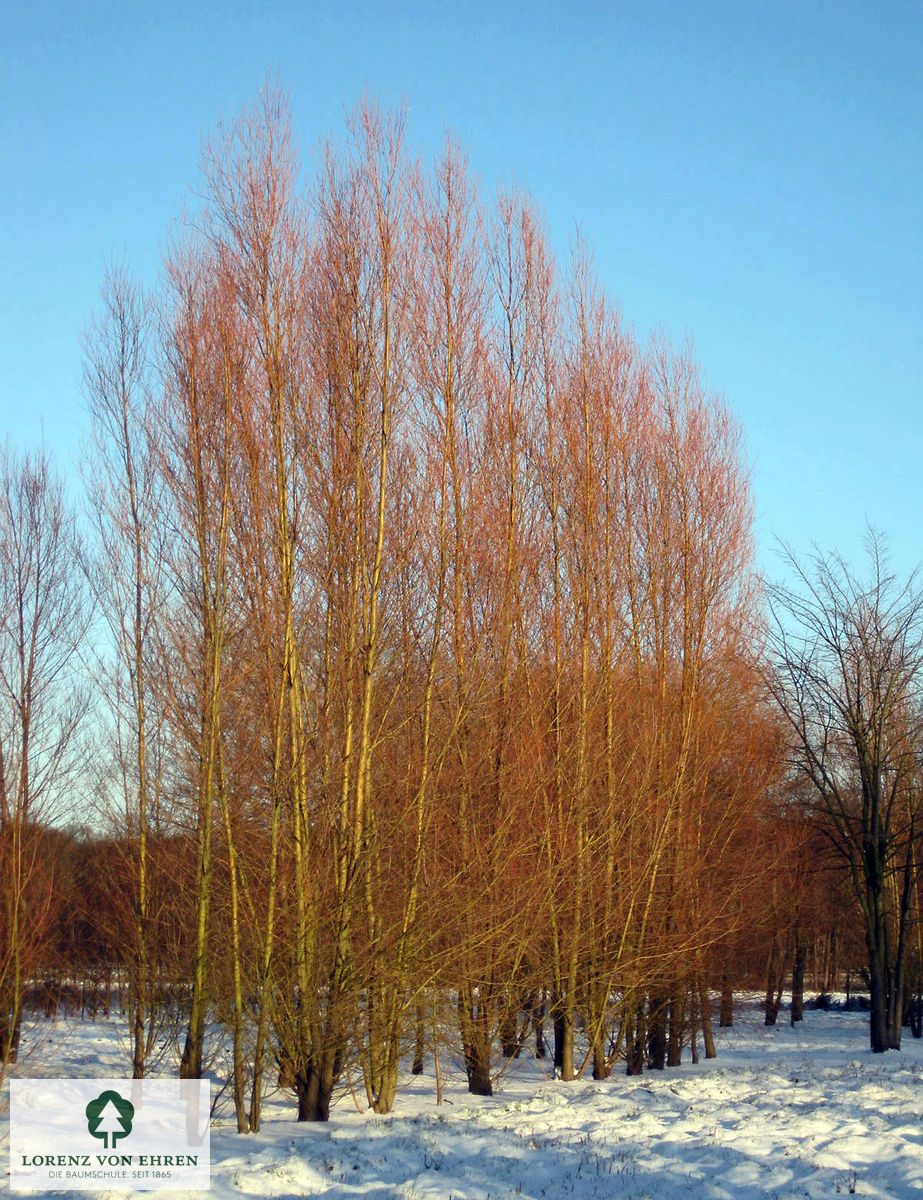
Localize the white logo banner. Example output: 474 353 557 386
10 1078 210 1192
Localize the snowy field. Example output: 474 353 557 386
4 1001 923 1198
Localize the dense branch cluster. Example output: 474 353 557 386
90 88 777 1121
5 86 919 1125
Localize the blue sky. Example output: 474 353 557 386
2 0 921 582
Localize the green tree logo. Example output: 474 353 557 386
85 1089 135 1149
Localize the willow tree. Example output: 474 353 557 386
192 83 314 1123
160 241 237 1084
83 265 164 1078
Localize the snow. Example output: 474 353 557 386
4 1001 923 1198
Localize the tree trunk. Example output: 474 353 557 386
295 1053 337 1122
591 1027 610 1080
700 979 717 1059
791 935 806 1025
667 990 684 1066
412 994 425 1075
459 987 493 1096
0 1008 22 1065
689 983 699 1065
586 979 611 1080
647 993 667 1070
764 937 783 1027
532 992 547 1060
553 1005 565 1074
719 973 734 1027
465 1044 493 1096
372 1041 400 1115
625 1000 645 1076
867 912 892 1053
220 763 248 1132
558 1003 576 1081
908 993 923 1039
499 992 522 1059
180 803 212 1079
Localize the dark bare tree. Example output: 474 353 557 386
769 534 923 1052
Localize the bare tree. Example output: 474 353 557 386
83 263 165 1077
0 443 89 1077
768 534 923 1051
159 239 237 1084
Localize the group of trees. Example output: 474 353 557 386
3 85 923 1124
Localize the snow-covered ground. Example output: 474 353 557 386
4 1001 923 1198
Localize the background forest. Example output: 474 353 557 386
2 87 922 1132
